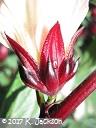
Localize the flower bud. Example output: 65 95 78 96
90 22 96 35
91 6 96 17
0 43 8 62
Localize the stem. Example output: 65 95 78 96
50 71 96 121
39 94 56 118
36 91 45 107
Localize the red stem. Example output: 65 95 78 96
50 71 96 121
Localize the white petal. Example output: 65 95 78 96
0 0 89 60
0 0 38 60
36 0 89 50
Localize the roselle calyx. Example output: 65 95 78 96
5 22 83 96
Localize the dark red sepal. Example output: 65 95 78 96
18 64 48 94
5 34 39 72
5 34 49 93
45 58 59 93
39 22 65 93
65 27 84 59
59 57 79 85
40 22 65 82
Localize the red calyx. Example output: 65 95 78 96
5 22 83 96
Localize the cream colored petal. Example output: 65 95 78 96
63 0 89 51
0 0 89 60
0 0 38 60
24 0 37 41
35 0 89 51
